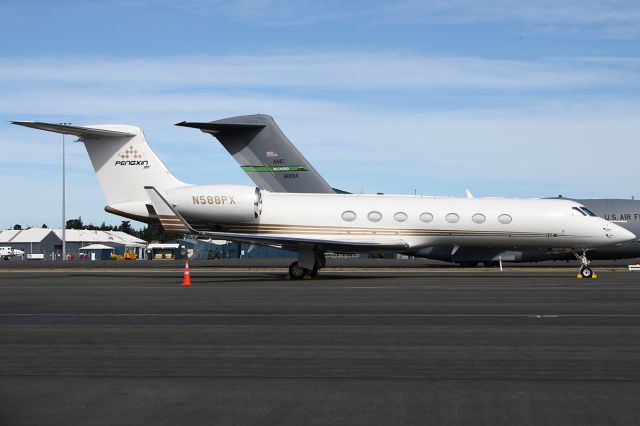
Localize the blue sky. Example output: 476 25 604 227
1 0 639 229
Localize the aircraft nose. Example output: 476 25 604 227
607 223 636 244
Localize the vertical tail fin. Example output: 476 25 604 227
11 121 186 220
176 114 336 194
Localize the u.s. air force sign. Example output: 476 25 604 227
115 146 149 166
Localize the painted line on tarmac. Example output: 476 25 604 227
3 312 639 326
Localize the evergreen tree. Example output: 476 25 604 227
66 217 84 229
98 222 115 231
136 223 169 242
118 220 134 235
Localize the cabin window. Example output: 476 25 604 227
498 214 512 224
472 213 486 224
394 212 408 222
420 212 434 223
572 207 586 216
580 207 598 217
368 211 382 222
342 210 356 222
446 213 460 223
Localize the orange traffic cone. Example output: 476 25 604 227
182 260 192 287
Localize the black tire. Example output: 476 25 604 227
289 261 307 280
310 263 320 278
459 261 478 268
581 266 593 278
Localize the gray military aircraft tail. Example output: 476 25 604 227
176 115 343 194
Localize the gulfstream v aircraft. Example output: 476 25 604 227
189 114 640 266
12 120 634 279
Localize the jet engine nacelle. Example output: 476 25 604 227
167 184 262 224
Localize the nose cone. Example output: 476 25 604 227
609 223 636 245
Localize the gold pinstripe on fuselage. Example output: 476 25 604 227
185 220 571 239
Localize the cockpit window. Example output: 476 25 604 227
579 206 598 217
572 207 586 216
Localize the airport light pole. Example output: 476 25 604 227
61 123 70 261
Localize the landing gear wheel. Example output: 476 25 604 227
310 264 320 278
574 251 597 279
289 261 307 280
580 266 593 278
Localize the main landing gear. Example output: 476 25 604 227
288 261 319 280
288 250 325 280
574 251 597 279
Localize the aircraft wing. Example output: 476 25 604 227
144 186 408 252
11 121 135 139
193 230 408 252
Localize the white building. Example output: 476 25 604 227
0 228 147 260
0 229 61 259
52 229 147 259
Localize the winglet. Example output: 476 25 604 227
144 186 197 234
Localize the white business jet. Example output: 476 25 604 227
195 114 640 267
1 246 25 260
12 120 635 279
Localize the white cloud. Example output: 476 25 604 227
0 54 635 92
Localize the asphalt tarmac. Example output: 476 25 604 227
1 267 640 425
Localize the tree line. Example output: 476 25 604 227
12 217 178 242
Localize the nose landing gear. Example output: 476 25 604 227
574 251 597 279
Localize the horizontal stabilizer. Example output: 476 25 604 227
175 121 265 134
11 121 135 139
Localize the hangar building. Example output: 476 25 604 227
0 228 147 260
